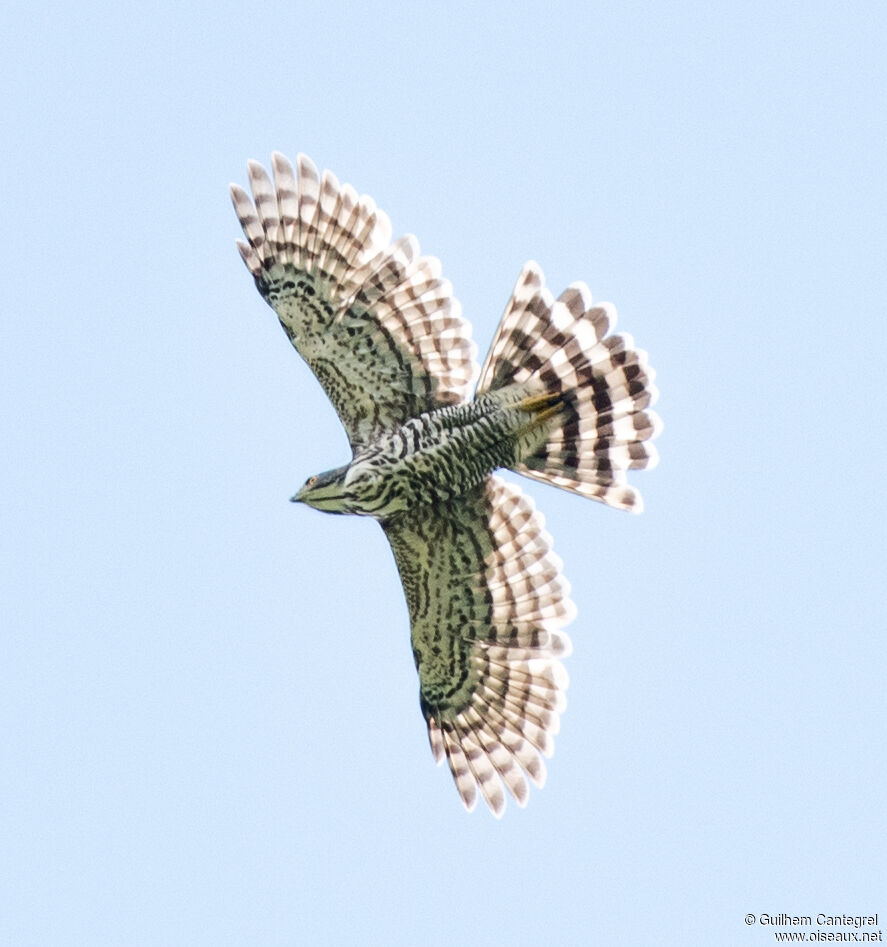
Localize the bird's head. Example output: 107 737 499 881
290 465 352 514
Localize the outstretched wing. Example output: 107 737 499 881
231 153 478 448
382 475 575 816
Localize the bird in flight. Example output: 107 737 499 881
230 153 661 816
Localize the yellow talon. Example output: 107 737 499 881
516 391 565 432
517 391 563 413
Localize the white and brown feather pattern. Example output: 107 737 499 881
231 153 478 447
479 262 662 512
383 475 573 816
233 154 662 816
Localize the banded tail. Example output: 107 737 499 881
478 262 662 513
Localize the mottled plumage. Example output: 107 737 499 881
231 153 661 816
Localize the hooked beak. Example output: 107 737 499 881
288 465 350 513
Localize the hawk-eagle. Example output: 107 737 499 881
231 153 661 815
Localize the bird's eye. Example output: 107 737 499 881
307 476 318 487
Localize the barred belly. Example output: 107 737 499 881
349 397 535 518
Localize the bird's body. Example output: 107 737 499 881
297 390 552 516
231 153 662 815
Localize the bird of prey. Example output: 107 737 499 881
230 153 661 816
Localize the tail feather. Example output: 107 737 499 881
478 262 661 513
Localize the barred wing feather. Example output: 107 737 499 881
231 153 478 448
383 475 575 816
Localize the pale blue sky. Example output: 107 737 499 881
2 2 885 945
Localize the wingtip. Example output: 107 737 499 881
246 158 265 177
229 182 249 205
